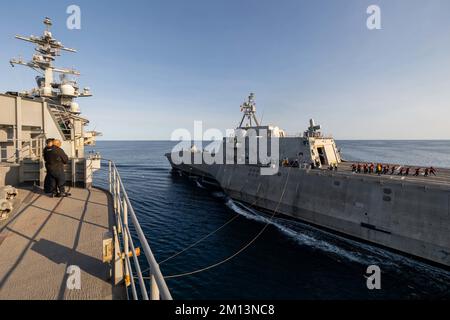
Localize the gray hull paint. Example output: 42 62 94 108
167 155 450 267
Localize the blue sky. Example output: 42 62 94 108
1 0 450 140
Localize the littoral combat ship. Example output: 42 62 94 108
167 93 450 268
0 18 171 300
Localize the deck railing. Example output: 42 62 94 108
0 137 45 163
108 160 173 300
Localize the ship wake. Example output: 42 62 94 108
225 199 368 264
225 199 450 289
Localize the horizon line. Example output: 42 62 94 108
93 139 450 142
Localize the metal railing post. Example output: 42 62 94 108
117 175 121 217
104 159 173 300
150 275 160 300
113 226 124 286
116 174 122 233
113 167 117 213
123 200 130 287
109 161 112 194
127 205 173 300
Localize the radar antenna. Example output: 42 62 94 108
238 93 260 128
9 17 91 112
10 18 79 90
305 119 322 138
43 17 53 30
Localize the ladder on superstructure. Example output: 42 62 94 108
49 104 73 140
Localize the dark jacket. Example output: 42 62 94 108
43 147 54 169
46 146 69 173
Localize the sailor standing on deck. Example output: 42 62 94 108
430 167 437 176
405 167 410 176
47 140 71 198
43 138 56 195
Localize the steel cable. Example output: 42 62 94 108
141 184 262 275
157 167 292 280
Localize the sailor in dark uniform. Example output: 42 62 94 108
46 139 71 197
43 138 56 195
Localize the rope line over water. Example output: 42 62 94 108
140 212 242 277
160 214 241 265
140 190 260 276
153 167 293 280
140 183 262 275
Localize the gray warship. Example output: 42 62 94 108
167 93 450 268
0 18 171 300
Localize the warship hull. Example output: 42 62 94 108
167 156 450 268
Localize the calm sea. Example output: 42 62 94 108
88 140 450 300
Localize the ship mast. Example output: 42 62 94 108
238 93 260 128
305 119 322 138
9 17 91 113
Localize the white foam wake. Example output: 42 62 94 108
212 191 227 198
225 199 450 285
225 199 367 264
195 181 206 189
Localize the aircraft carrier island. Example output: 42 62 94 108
167 94 450 268
0 18 172 300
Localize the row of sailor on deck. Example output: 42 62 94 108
43 139 71 198
351 163 437 177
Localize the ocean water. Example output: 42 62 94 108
88 140 450 300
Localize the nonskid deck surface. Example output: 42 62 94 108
0 187 124 300
329 162 450 187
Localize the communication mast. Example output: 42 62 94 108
10 17 92 114
238 93 261 128
305 119 322 138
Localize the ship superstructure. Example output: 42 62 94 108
208 93 341 169
1 18 100 188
